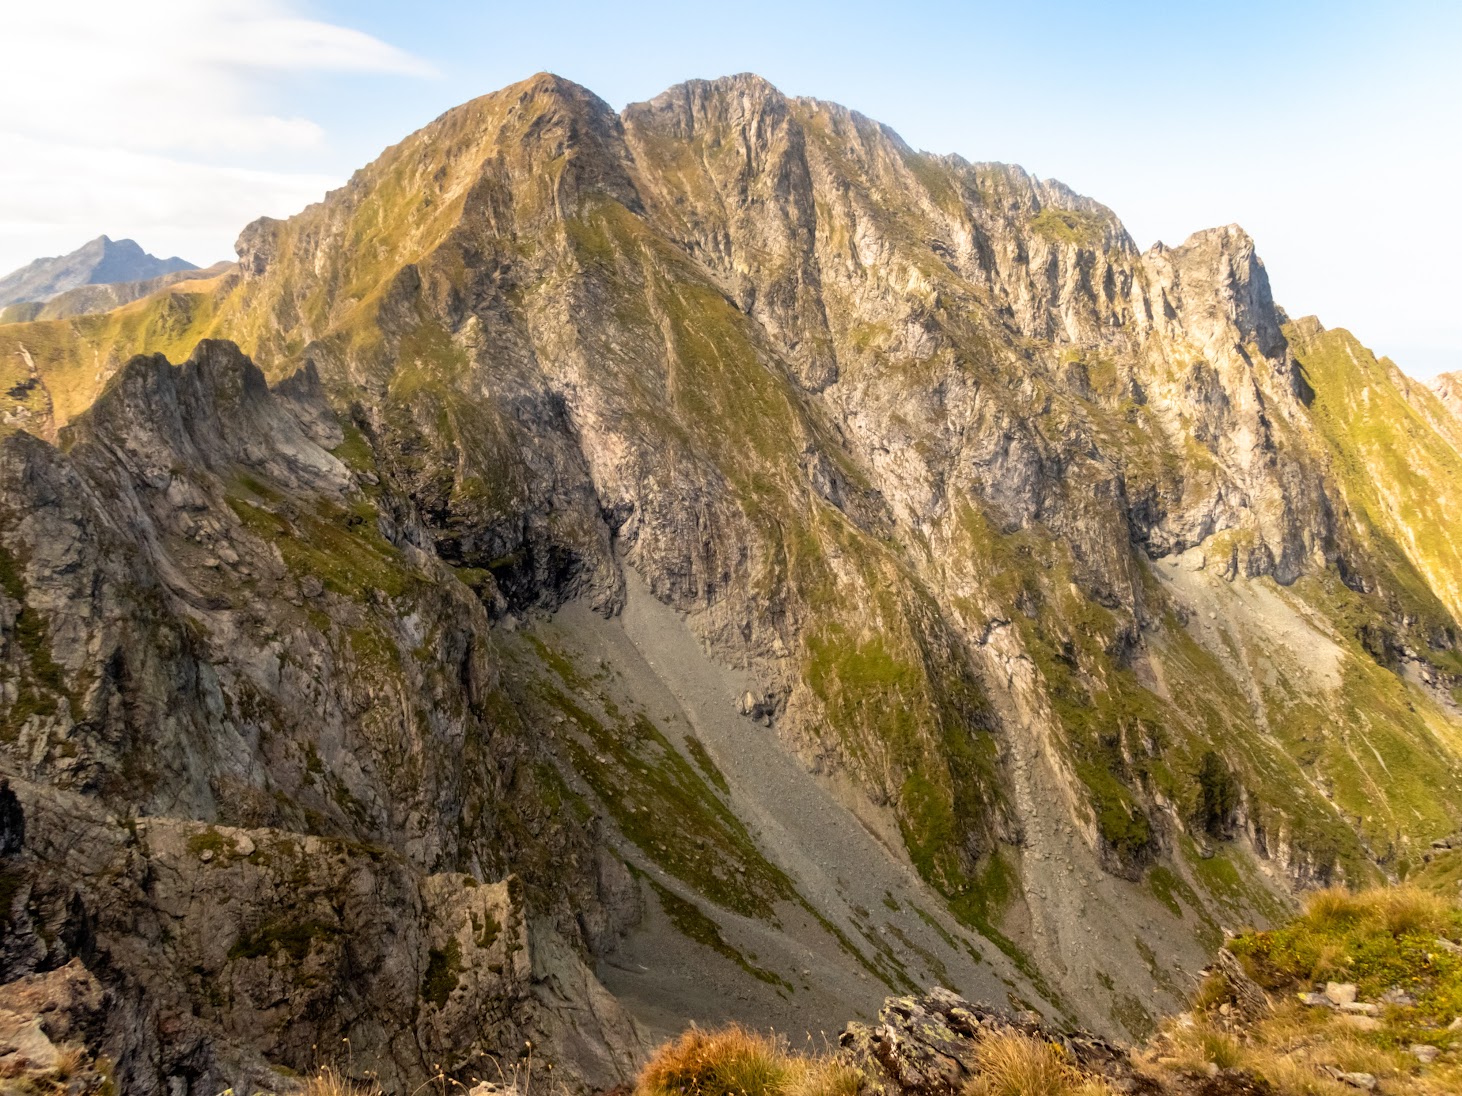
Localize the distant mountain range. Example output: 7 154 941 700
0 262 234 324
0 235 197 307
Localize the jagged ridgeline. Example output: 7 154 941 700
1 73 1461 1095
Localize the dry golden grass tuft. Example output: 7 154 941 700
635 1025 860 1096
963 1031 1114 1096
1302 884 1449 938
298 1066 382 1096
49 1046 86 1082
1302 886 1366 928
1371 887 1450 939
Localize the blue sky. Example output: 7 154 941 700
4 1 1459 375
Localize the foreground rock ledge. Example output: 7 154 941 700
840 990 1270 1096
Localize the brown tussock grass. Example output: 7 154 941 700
962 1031 1114 1096
300 1066 382 1096
635 1025 859 1096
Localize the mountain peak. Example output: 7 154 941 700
0 237 196 307
442 70 618 132
6 70 1462 1096
1176 222 1256 250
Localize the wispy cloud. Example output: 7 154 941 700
0 134 340 263
0 0 433 270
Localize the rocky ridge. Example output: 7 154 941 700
0 236 197 309
1430 371 1462 427
0 262 234 325
1 72 1461 1093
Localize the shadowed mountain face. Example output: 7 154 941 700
1 73 1461 1095
0 236 197 307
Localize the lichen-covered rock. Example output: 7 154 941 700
1 778 643 1095
838 989 1278 1096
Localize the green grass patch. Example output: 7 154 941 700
229 918 341 963
421 937 463 1007
0 542 75 730
648 878 792 991
1029 208 1106 247
684 735 731 794
1230 886 1462 1029
225 480 416 600
532 647 793 920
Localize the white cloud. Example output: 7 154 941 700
0 134 339 266
0 0 431 272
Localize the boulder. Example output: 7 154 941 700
1323 982 1357 1006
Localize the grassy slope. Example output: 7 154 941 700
1292 322 1462 629
0 278 230 433
1149 880 1462 1094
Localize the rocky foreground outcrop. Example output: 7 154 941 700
839 990 1145 1095
0 777 643 1094
0 979 1248 1096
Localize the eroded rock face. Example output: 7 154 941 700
3 71 1462 1089
2 771 641 1094
0 345 645 1093
838 989 1275 1096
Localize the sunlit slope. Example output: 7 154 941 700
1290 319 1462 629
2 73 1461 953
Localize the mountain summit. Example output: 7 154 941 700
0 73 1460 1095
0 235 196 307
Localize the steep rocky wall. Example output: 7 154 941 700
2 70 1461 1088
0 778 643 1095
0 344 648 1092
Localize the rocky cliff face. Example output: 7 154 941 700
1431 370 1462 426
0 342 646 1092
2 73 1461 1093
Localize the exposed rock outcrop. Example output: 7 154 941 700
1431 370 1462 425
0 777 642 1095
839 989 1275 1096
2 72 1461 1090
